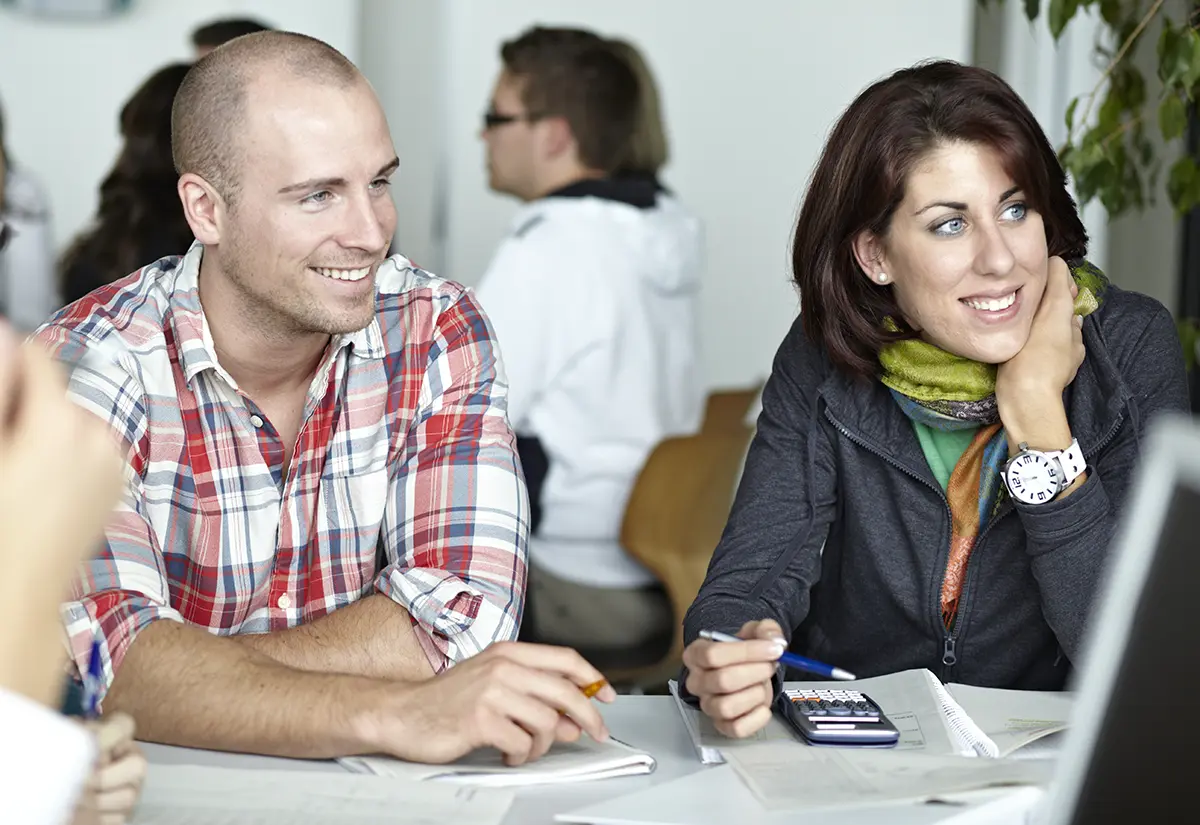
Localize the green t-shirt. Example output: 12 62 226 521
910 420 979 490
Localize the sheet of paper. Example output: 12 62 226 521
783 669 970 755
132 764 513 825
932 786 1046 825
340 735 655 787
946 683 1073 757
668 679 801 765
670 669 966 765
726 742 1054 812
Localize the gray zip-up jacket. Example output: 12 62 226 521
683 285 1188 691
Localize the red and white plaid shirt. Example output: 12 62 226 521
34 245 528 700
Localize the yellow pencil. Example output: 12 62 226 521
581 679 608 699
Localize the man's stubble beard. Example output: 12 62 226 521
220 229 375 338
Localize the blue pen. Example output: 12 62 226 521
699 629 856 681
82 640 103 719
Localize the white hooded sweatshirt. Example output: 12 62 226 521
475 178 704 588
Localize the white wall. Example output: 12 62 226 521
0 0 360 253
4 0 975 390
419 0 973 390
357 0 444 270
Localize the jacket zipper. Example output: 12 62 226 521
823 408 965 679
826 402 1128 677
1088 411 1125 458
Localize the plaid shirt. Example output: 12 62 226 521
34 244 528 700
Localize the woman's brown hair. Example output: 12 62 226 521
59 63 194 304
793 60 1088 378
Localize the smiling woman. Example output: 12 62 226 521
677 59 1189 742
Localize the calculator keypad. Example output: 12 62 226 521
785 689 881 720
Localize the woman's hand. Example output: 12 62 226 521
681 620 785 738
995 256 1082 455
72 713 147 825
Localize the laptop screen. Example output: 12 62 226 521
1066 483 1200 823
1043 415 1200 824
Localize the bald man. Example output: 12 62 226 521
34 31 614 765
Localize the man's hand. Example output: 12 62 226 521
681 619 784 738
72 713 147 825
359 642 616 767
0 324 123 705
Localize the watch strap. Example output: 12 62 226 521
1049 438 1086 487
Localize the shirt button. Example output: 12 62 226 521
250 414 264 429
277 593 291 610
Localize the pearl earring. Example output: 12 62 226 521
877 272 889 283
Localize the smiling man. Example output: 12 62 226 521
32 32 617 765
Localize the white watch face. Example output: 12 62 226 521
1006 452 1060 504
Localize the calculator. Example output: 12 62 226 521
775 688 901 747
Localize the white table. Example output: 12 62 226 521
141 696 1031 825
140 695 706 825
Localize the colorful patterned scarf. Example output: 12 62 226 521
879 260 1108 629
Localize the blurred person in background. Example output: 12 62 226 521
59 63 194 307
607 34 709 388
475 27 704 666
0 97 57 331
608 39 675 190
190 16 273 58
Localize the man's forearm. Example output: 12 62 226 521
232 594 438 682
106 621 395 759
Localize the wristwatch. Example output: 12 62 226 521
1001 438 1086 505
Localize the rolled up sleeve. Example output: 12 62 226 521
376 290 528 671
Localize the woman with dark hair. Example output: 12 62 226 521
59 63 193 306
679 60 1189 737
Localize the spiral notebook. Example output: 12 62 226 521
670 668 1071 763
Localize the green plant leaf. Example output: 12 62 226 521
1048 0 1080 39
1097 87 1123 133
1158 94 1188 141
1121 66 1146 109
1186 28 1200 93
1098 0 1123 27
1007 0 1195 218
1167 156 1200 214
1064 97 1080 133
1157 19 1193 88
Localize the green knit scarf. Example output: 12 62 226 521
879 259 1108 420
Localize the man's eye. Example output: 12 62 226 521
303 191 332 205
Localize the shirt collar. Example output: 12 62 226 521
170 242 387 389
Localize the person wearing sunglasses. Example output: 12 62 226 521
474 27 704 665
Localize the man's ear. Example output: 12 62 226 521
539 116 576 161
178 173 226 245
851 231 889 285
